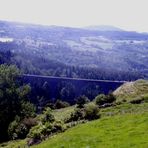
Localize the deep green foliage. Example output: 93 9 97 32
66 108 85 122
95 94 107 105
66 103 100 122
28 108 64 145
107 92 116 103
84 103 100 120
8 116 21 140
54 99 70 109
95 93 116 106
76 95 90 108
0 64 35 142
8 116 37 140
20 101 36 118
41 108 55 123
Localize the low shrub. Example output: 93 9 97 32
107 92 116 103
8 117 20 140
51 120 64 133
84 103 100 120
41 107 55 124
65 103 100 122
95 94 106 106
54 100 70 109
95 93 116 106
76 95 90 108
27 124 43 140
65 108 85 123
27 107 64 145
8 116 37 140
28 120 64 145
45 102 55 109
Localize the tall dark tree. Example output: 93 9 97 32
0 64 35 142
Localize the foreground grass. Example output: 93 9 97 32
53 105 75 121
100 103 148 117
1 103 148 148
0 140 26 148
52 102 148 121
33 113 148 148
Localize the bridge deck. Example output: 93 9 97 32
23 74 127 83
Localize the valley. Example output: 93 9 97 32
0 20 148 80
0 20 148 148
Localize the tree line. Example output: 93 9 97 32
0 50 144 81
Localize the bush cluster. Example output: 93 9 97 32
27 108 64 145
65 103 100 123
95 93 116 106
8 116 37 140
54 99 70 109
76 95 90 108
84 103 100 120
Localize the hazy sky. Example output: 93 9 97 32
0 0 148 32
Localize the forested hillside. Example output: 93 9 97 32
0 20 148 80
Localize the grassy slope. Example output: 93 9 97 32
0 140 26 148
53 106 75 121
33 103 148 148
113 79 148 102
0 106 75 148
2 79 148 148
33 112 148 148
1 103 148 148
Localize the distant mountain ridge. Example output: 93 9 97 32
84 25 123 31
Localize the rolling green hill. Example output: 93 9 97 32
32 113 148 148
31 102 148 148
1 79 148 148
1 103 148 148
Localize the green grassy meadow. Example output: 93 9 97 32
1 103 148 148
33 112 148 148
